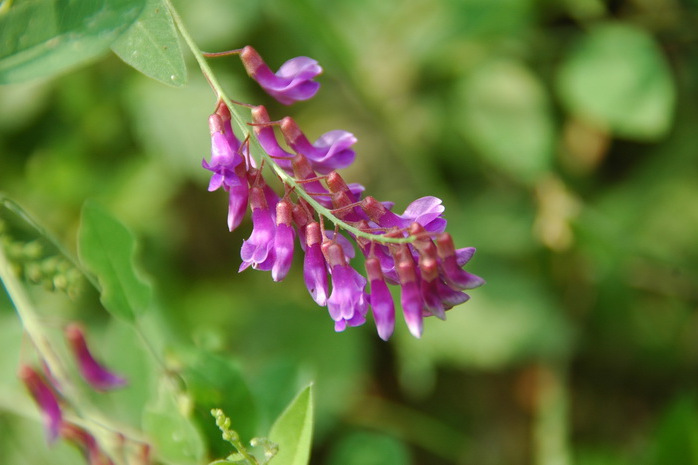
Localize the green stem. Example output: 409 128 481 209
164 0 415 245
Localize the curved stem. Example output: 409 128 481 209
164 0 415 245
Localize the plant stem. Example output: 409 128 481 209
163 0 414 245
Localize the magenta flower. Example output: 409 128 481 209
400 196 447 233
303 222 329 305
251 105 294 173
436 233 485 290
19 365 63 442
365 257 395 341
240 187 277 272
280 117 356 174
272 200 296 282
65 324 127 391
326 242 368 332
395 248 424 338
240 46 322 105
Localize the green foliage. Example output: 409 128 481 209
143 379 206 465
268 384 314 465
0 0 145 84
111 0 187 87
327 431 411 465
557 23 676 140
78 201 152 322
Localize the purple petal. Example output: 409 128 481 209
228 183 249 232
456 247 476 267
400 281 424 338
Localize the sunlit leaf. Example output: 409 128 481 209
78 201 152 322
111 0 187 87
268 384 314 465
557 23 676 140
0 0 145 84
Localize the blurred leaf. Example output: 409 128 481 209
449 0 534 38
649 396 698 465
179 348 259 455
557 23 676 140
143 379 205 465
0 0 145 84
78 201 152 322
111 0 187 87
459 59 555 183
268 384 314 465
327 431 412 465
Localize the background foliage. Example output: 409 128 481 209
1 0 698 464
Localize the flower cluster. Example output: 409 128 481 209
19 323 133 464
203 47 484 340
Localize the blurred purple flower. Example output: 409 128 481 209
19 365 63 442
65 323 127 391
365 257 395 341
326 243 368 332
240 187 277 272
303 222 329 305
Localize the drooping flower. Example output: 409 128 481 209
436 233 485 290
19 365 63 442
325 242 368 332
240 46 322 105
65 323 127 391
365 257 395 341
240 187 277 271
280 117 357 174
303 222 328 306
394 246 424 338
399 196 447 233
272 200 295 282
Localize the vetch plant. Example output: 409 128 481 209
0 0 482 464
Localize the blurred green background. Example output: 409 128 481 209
1 0 698 464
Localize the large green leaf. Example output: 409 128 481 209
268 384 314 465
78 201 152 322
111 0 187 87
557 23 676 140
0 0 145 84
458 59 555 183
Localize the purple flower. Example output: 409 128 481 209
280 117 356 174
241 46 322 105
395 247 424 338
65 323 127 391
418 256 446 320
272 200 296 282
227 182 250 232
240 187 277 271
202 113 245 190
436 233 485 290
303 222 329 305
251 106 294 173
19 365 63 442
326 242 368 332
365 257 395 341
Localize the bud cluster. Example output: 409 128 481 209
203 46 484 340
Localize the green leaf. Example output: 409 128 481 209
78 201 152 322
268 384 314 465
0 0 145 84
179 348 259 456
458 59 555 183
327 432 412 465
557 23 676 140
111 0 187 87
143 379 206 465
